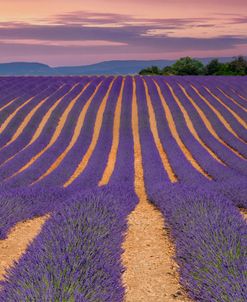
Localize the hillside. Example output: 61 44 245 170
0 57 236 75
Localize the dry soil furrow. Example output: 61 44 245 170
0 216 47 282
122 78 191 302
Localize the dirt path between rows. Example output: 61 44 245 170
0 216 47 281
122 199 191 302
122 78 192 302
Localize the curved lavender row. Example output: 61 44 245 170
156 78 236 181
0 78 44 107
0 84 76 165
0 79 97 237
0 75 138 243
190 76 247 100
0 78 51 117
0 76 246 301
164 78 247 177
3 79 101 187
0 77 71 107
179 79 247 157
208 175 247 208
0 79 53 128
0 79 40 118
0 78 90 163
145 77 205 184
148 76 247 206
0 83 61 148
0 187 136 302
199 78 247 120
203 78 247 109
0 83 85 183
27 75 105 187
27 77 110 188
139 76 247 300
191 80 247 141
216 76 247 98
149 184 247 302
69 77 121 190
0 185 67 240
0 80 28 106
108 76 136 189
136 76 172 189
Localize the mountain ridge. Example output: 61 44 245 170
0 57 243 75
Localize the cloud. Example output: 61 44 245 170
227 16 247 24
0 11 246 65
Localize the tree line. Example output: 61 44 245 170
139 56 247 76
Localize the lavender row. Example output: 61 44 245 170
40 76 116 189
108 76 136 189
137 76 247 300
19 76 109 188
0 78 98 234
155 77 238 182
0 79 99 186
0 77 84 111
202 77 247 110
0 187 136 302
149 184 247 302
0 84 77 165
177 78 247 157
0 78 47 108
164 78 247 178
145 76 247 205
191 78 247 142
211 76 247 101
0 82 81 183
0 185 67 240
0 82 62 148
0 79 54 128
144 76 206 184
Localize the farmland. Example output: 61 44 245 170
0 75 246 301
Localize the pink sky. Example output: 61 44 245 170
0 0 246 65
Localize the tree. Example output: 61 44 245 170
139 66 162 75
162 66 173 75
205 59 223 75
138 56 247 76
228 56 247 75
171 57 205 75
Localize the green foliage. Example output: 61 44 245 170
205 59 223 75
162 66 173 75
138 56 247 76
171 57 205 75
139 65 162 75
228 56 247 75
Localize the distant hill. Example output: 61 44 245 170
54 60 176 75
0 57 240 76
0 62 52 75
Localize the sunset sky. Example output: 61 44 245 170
0 0 246 66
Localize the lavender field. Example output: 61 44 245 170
0 75 246 301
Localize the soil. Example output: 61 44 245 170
122 199 191 302
0 216 47 281
240 208 247 220
122 79 192 302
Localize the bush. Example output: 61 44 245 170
139 66 162 75
138 56 247 76
171 57 205 75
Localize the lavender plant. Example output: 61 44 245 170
0 187 136 302
150 184 247 302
